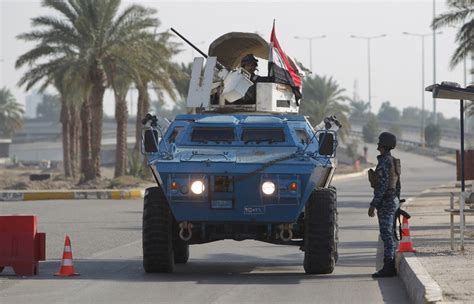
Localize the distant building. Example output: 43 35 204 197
25 90 43 118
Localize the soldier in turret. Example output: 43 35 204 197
240 54 259 82
234 54 260 105
368 132 401 278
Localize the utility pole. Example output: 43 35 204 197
403 31 441 147
350 34 386 112
433 0 438 124
294 35 326 72
0 58 4 87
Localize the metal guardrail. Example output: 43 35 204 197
350 118 474 141
349 130 457 155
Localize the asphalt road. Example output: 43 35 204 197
0 145 455 304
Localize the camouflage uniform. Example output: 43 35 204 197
370 151 400 259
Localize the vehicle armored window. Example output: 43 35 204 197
191 127 235 143
295 129 311 145
241 128 285 144
168 127 184 143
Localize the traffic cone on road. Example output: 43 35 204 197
398 216 416 252
55 235 79 276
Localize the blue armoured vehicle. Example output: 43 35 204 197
141 32 341 274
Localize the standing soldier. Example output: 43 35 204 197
368 132 401 278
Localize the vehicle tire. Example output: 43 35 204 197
329 185 339 263
143 186 175 273
303 187 338 274
173 238 190 264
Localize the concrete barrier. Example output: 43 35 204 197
0 215 46 276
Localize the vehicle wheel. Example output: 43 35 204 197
173 238 190 264
329 185 339 263
143 186 175 273
303 187 338 274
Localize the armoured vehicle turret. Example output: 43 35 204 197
141 31 341 274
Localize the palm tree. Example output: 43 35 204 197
16 37 87 179
131 32 181 159
170 62 193 98
16 0 163 181
54 71 89 179
109 72 132 177
0 87 24 138
299 75 351 140
433 0 474 67
349 99 371 120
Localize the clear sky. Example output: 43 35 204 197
0 0 468 119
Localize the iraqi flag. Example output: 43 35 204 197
268 21 302 100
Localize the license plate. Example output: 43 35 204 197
211 200 233 209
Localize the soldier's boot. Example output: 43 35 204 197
372 258 397 278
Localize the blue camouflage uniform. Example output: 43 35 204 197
370 151 400 259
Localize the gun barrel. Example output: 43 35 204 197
171 27 208 59
170 27 225 70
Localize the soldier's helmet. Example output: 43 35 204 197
378 132 397 149
241 54 258 66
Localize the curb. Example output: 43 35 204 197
332 167 372 181
433 156 456 166
1 168 371 202
395 196 444 304
396 252 444 304
0 189 144 201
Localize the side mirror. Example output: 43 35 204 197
318 132 335 156
143 129 159 153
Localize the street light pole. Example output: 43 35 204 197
463 56 467 87
422 36 426 147
367 38 371 112
403 31 442 147
294 35 326 72
0 58 4 87
350 34 386 112
433 0 438 124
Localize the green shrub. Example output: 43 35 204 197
346 140 359 162
363 116 379 143
425 124 441 147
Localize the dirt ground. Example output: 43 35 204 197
408 184 474 303
0 162 368 190
0 164 154 190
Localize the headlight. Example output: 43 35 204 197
261 181 275 195
191 180 205 195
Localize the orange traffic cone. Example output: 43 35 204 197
55 235 79 276
398 216 416 252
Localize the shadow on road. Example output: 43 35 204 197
340 224 378 231
0 252 382 285
337 201 371 209
338 241 377 249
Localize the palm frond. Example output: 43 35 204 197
432 7 473 29
0 87 24 136
31 16 78 37
300 74 351 140
450 38 474 67
43 0 78 22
